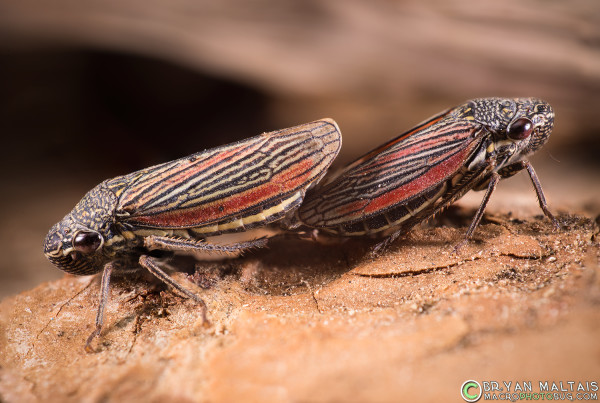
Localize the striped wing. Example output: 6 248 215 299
299 111 483 229
111 119 341 232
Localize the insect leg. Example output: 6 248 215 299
521 160 560 229
85 261 115 353
144 235 268 254
138 255 209 325
372 230 404 256
453 172 501 252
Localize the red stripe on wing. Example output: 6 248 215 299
341 112 449 173
128 158 314 228
120 144 259 211
363 144 474 214
330 140 477 221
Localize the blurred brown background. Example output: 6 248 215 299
0 0 599 298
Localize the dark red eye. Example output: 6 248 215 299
507 117 533 140
73 231 102 254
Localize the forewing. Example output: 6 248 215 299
299 112 483 227
112 119 341 229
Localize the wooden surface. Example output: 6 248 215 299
1 207 598 402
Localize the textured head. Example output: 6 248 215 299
458 97 554 161
43 182 118 275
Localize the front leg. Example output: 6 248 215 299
453 172 501 253
85 262 115 353
498 160 558 229
520 160 559 229
84 256 211 353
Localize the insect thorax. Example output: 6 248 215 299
71 181 119 230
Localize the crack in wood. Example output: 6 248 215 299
352 250 548 278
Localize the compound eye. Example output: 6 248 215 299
508 117 533 140
73 231 102 254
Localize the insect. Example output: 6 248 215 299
43 119 341 350
295 98 558 250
